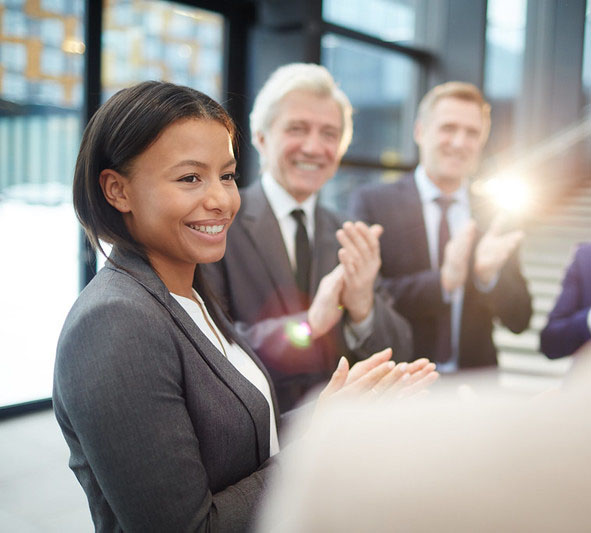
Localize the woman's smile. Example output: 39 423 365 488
116 118 241 291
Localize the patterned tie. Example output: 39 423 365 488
434 196 455 363
291 209 311 295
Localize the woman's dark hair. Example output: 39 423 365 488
73 80 237 342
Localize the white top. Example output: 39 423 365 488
260 172 373 345
414 165 471 372
261 171 317 270
171 290 280 457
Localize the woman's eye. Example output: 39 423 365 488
221 172 238 182
179 174 199 183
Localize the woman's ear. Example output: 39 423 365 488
99 170 131 213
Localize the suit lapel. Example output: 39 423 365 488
240 182 302 313
402 174 432 270
107 247 271 462
311 204 338 294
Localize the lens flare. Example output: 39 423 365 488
285 321 312 349
481 174 531 214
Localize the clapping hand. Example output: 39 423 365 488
336 221 383 323
307 264 345 339
474 214 524 286
440 220 477 293
317 349 439 408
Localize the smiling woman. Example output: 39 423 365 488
52 80 428 532
99 118 241 295
54 82 276 532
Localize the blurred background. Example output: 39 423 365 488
0 0 589 530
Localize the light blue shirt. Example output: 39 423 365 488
414 166 470 372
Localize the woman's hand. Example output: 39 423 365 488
317 349 439 408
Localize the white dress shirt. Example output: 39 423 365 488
260 172 373 345
171 289 280 457
261 172 316 270
414 166 471 372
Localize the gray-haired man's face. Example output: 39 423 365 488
257 90 343 203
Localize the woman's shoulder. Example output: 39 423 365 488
56 267 176 367
69 266 162 321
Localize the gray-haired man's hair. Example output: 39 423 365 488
250 63 353 162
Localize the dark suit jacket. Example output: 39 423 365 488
350 173 532 368
203 181 412 412
53 247 278 532
540 243 591 358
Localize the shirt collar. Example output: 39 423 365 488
414 165 469 207
261 171 317 222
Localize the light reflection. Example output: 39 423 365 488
474 173 532 215
62 39 85 54
285 321 312 349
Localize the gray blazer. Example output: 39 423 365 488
203 181 413 412
53 247 279 532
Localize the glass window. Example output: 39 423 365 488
584 0 591 107
323 0 417 45
322 33 420 163
483 0 528 154
0 1 85 408
320 167 406 214
102 1 225 102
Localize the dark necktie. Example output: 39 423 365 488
435 196 454 267
291 209 311 295
434 196 455 363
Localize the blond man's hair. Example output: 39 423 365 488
417 81 491 137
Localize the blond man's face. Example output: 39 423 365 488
415 97 487 191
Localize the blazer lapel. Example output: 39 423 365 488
240 182 302 313
230 319 281 430
107 247 271 462
165 297 271 462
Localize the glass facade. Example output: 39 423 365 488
483 0 528 155
102 1 224 102
323 0 418 45
584 0 591 107
0 0 85 408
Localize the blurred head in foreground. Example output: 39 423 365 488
258 364 591 532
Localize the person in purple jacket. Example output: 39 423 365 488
540 243 591 358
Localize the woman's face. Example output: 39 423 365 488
118 118 240 283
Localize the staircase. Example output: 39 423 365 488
495 179 591 393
